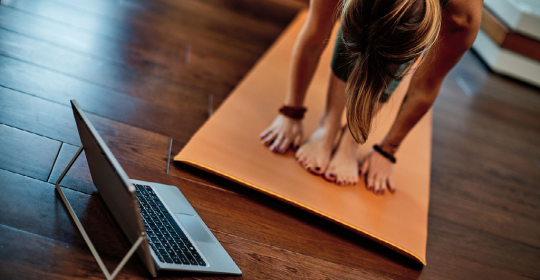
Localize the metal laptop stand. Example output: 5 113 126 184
55 146 145 280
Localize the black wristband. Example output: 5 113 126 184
373 145 396 164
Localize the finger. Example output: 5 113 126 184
366 172 375 191
379 176 386 195
293 135 302 151
263 131 277 146
278 137 292 154
388 176 396 193
374 175 382 194
259 127 273 139
360 158 369 176
270 134 284 152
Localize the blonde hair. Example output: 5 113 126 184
341 0 442 143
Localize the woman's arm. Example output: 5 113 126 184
361 0 483 194
260 0 340 153
284 0 340 106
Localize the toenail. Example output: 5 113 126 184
329 173 334 177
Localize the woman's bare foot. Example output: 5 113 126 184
295 123 340 175
323 127 359 185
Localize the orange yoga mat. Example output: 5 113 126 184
175 11 431 265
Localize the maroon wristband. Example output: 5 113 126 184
279 105 307 120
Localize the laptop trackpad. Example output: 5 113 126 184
175 213 216 243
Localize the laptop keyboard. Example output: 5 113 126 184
134 184 206 266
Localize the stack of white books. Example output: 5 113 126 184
473 0 540 87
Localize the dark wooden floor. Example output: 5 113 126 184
0 0 538 279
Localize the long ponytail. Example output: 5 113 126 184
341 0 442 143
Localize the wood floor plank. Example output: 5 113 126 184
0 27 218 111
48 144 96 194
2 0 277 65
0 225 153 280
420 246 532 280
0 0 290 107
431 135 540 221
0 55 205 146
0 124 61 181
430 190 540 249
427 218 540 279
0 168 132 258
0 87 171 175
433 99 539 157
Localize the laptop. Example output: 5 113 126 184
70 99 242 276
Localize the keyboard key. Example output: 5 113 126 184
196 258 206 266
135 184 148 195
166 248 175 255
155 244 164 250
179 245 188 252
172 256 182 264
159 207 168 213
162 243 171 248
192 252 201 258
163 213 188 239
158 237 167 243
158 255 165 262
164 257 173 263
179 255 189 265
188 257 197 265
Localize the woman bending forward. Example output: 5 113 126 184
260 0 482 194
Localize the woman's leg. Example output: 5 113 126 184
295 71 346 175
324 102 383 185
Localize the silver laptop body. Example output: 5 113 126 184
71 100 242 276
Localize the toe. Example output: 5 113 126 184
323 173 336 182
313 166 324 175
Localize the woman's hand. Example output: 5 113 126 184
360 149 396 194
260 115 303 154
